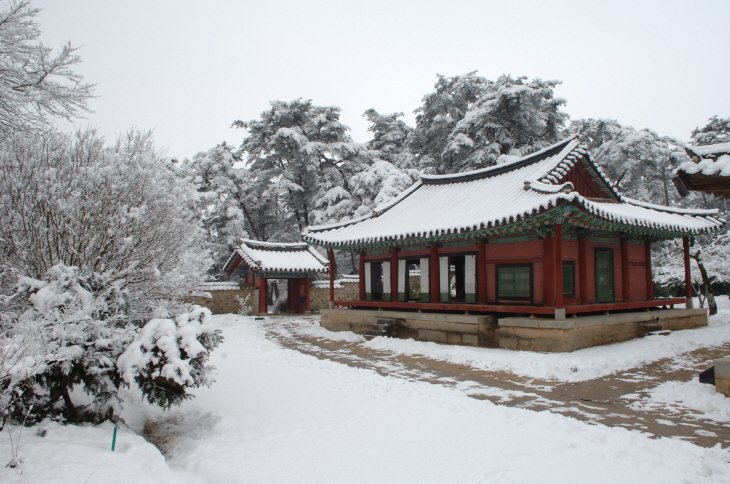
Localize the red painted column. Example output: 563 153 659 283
554 224 564 309
620 237 631 302
683 237 692 307
578 233 588 305
259 276 267 315
645 240 654 301
477 238 488 304
430 243 440 303
328 247 336 307
304 275 310 312
391 247 399 302
358 250 366 301
543 233 554 306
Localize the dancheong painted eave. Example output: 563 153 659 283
302 137 723 249
223 238 329 274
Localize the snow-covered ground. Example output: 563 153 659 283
3 307 730 483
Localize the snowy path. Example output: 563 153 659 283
264 316 730 448
135 314 730 483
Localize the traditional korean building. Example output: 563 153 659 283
673 142 730 199
223 239 329 315
302 136 723 351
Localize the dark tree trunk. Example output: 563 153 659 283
691 251 717 315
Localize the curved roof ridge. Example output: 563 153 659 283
419 135 579 185
618 195 720 215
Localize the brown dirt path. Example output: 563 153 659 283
264 317 730 449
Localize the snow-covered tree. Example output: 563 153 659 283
0 1 94 136
691 115 730 146
235 99 369 235
178 143 255 274
0 129 210 316
349 160 419 217
442 75 568 173
571 119 690 206
412 71 490 173
364 109 417 170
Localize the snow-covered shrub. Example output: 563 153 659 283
117 307 223 409
4 265 132 424
2 263 223 426
0 128 211 318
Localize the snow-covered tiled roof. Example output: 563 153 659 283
225 239 329 274
675 142 730 178
199 281 242 291
303 137 721 247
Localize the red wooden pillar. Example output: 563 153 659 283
391 247 399 302
554 224 564 309
258 275 267 315
358 250 366 301
430 243 440 303
645 239 654 301
620 237 630 302
578 233 588 305
304 275 310 312
683 237 692 308
477 238 488 304
328 247 336 308
543 233 554 306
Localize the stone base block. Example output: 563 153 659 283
715 358 730 397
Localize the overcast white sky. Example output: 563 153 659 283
34 0 730 160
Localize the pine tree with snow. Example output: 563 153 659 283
412 71 490 174
691 115 730 146
570 119 690 206
441 75 568 173
364 109 417 170
234 99 369 236
348 160 419 218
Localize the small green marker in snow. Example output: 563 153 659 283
111 424 118 452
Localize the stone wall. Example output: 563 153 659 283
190 284 256 315
310 281 359 310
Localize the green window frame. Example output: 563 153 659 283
496 264 532 302
563 261 575 298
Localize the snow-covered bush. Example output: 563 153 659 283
117 306 222 409
2 264 223 425
4 265 132 424
0 128 211 317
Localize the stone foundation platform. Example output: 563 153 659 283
499 308 708 352
321 309 498 347
320 307 708 352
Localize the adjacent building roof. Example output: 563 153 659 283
303 137 722 249
673 142 730 198
224 239 329 274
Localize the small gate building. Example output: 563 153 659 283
223 239 329 315
303 136 723 351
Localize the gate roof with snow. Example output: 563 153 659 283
224 239 329 277
303 136 722 249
